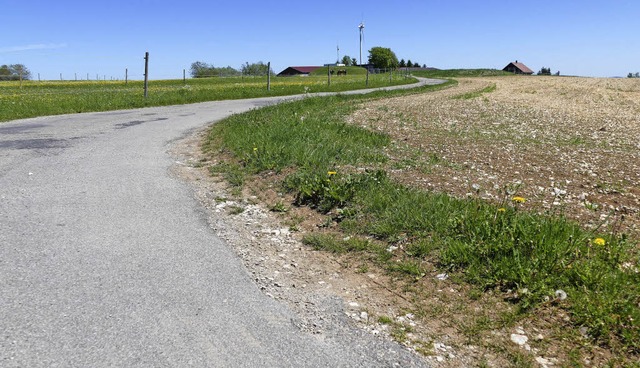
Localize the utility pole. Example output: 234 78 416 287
143 51 149 98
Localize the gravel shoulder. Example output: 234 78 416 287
170 130 439 366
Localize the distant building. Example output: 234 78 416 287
277 66 321 77
503 60 534 75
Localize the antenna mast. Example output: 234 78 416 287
358 22 365 65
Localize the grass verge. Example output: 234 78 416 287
204 79 639 364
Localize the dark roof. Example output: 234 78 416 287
289 66 321 73
277 66 322 76
503 61 534 74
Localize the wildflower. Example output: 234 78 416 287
253 147 258 151
512 196 526 203
593 238 606 246
555 289 568 300
327 171 337 176
497 208 506 212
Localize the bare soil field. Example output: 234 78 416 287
349 76 640 241
174 76 639 367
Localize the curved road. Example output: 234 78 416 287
0 79 442 367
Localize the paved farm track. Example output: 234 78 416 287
0 80 442 367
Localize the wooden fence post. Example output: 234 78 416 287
143 51 149 98
267 62 271 91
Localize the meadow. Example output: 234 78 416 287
0 70 413 122
203 73 640 367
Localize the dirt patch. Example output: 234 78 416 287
349 76 640 239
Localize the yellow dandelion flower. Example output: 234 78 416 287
497 208 506 212
327 171 337 176
512 196 526 203
593 238 606 246
253 147 258 151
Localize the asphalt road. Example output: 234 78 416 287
0 79 442 367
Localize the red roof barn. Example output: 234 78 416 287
503 61 534 75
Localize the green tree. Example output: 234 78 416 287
368 47 399 69
341 55 353 66
399 59 406 67
0 64 31 80
538 67 551 75
351 57 358 66
190 61 213 78
241 61 272 76
406 59 413 67
190 61 239 78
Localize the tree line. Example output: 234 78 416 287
0 64 31 81
538 67 560 76
338 47 425 69
190 61 273 78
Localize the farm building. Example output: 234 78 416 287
277 66 321 77
503 61 534 75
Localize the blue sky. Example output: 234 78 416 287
1 0 638 80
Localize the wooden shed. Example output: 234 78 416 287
503 60 534 75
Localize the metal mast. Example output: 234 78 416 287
358 22 365 65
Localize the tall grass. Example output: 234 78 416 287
205 85 640 355
204 95 390 175
0 73 414 122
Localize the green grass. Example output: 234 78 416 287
0 73 415 122
204 82 640 358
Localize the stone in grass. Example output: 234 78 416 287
510 333 528 346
